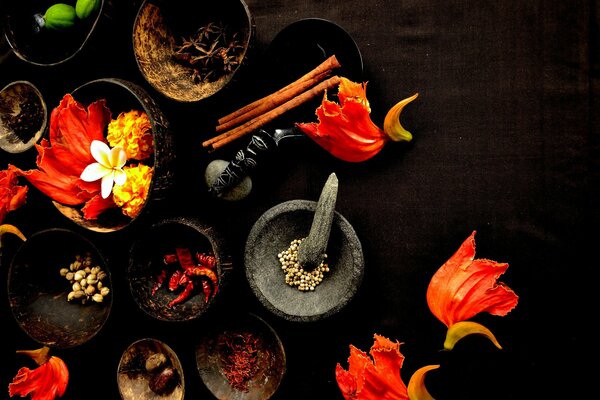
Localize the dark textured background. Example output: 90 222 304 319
1 0 597 399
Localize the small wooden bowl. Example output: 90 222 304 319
128 217 231 322
52 78 175 233
133 0 255 102
195 312 286 400
7 228 113 348
117 338 185 400
0 80 47 153
2 0 106 66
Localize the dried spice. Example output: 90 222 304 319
151 248 218 307
217 331 265 392
0 91 45 144
278 238 330 292
59 252 110 304
172 21 245 83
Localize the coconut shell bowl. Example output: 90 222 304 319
7 228 113 348
51 77 175 233
117 338 185 400
195 312 286 400
0 80 47 154
2 0 106 66
133 0 254 102
128 217 231 322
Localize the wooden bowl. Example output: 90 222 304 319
2 0 106 66
128 217 232 322
52 77 175 233
7 228 113 348
133 0 255 102
117 338 185 400
0 80 47 153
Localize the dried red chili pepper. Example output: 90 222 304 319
167 280 196 308
196 252 216 269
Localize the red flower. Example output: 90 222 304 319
8 346 69 400
426 231 518 349
0 168 27 224
336 334 438 400
296 78 417 162
9 94 116 219
336 334 409 400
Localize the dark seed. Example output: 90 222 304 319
149 366 179 395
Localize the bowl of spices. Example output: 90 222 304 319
7 228 112 348
0 80 47 154
2 0 106 66
117 338 184 400
128 216 232 322
195 312 286 400
132 0 255 102
245 174 364 322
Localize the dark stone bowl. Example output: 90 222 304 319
117 337 185 400
128 217 231 322
195 312 286 400
133 0 255 103
245 200 364 322
2 0 107 66
7 228 113 348
52 77 175 233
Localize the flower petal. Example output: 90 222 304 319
9 348 69 400
113 169 127 186
110 146 127 168
80 163 109 182
443 321 502 350
100 173 115 199
90 140 112 167
407 365 439 400
383 93 418 142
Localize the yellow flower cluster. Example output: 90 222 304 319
107 110 154 160
112 164 153 218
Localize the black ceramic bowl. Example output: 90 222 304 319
2 0 106 66
245 200 364 322
0 80 47 154
117 338 185 400
51 78 175 233
133 0 255 102
195 312 286 400
128 217 231 322
7 228 112 348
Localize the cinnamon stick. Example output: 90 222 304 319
217 55 342 126
204 75 342 151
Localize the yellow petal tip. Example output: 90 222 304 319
408 364 440 400
0 224 26 244
383 92 419 142
443 321 502 350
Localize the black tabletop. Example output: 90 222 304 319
1 1 596 399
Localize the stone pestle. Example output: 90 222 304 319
297 172 339 269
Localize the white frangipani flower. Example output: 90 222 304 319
80 140 127 199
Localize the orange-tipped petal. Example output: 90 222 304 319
426 231 519 328
9 347 69 400
443 320 502 350
407 365 439 400
383 93 418 142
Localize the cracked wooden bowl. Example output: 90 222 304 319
133 0 255 102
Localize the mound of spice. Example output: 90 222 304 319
216 330 265 392
278 238 330 291
59 252 109 304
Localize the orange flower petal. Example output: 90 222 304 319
9 352 69 400
426 231 519 328
0 168 28 223
407 365 439 400
336 334 409 400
